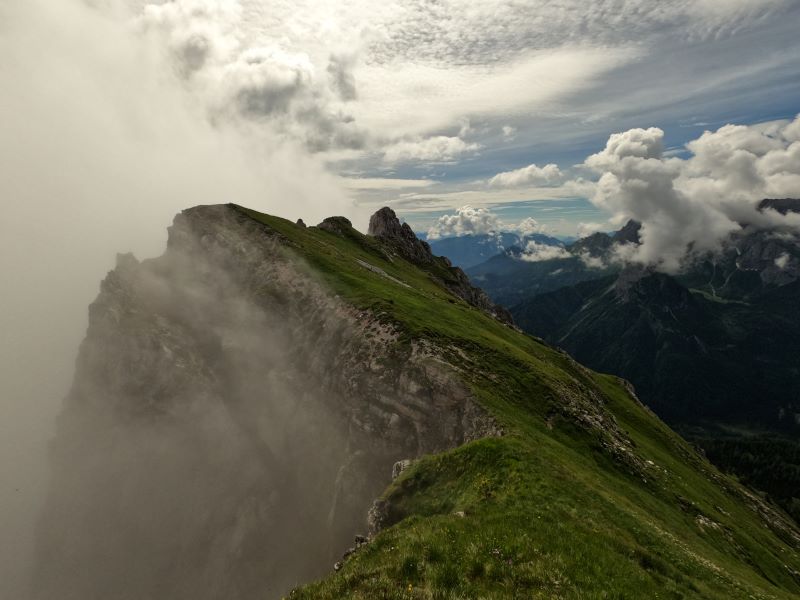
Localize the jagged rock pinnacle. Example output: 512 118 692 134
367 207 514 325
367 207 433 265
367 206 403 238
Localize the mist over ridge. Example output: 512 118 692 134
2 1 800 598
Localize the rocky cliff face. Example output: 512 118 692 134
33 204 499 600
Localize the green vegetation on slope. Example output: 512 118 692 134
686 431 800 525
235 206 800 599
509 269 800 524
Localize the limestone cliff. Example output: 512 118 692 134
33 204 499 600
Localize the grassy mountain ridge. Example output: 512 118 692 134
233 205 800 599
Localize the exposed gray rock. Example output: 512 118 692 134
733 230 800 286
367 206 513 325
758 198 800 215
317 215 353 235
568 231 613 257
33 203 501 600
391 459 412 480
368 207 434 265
367 498 389 538
612 219 641 245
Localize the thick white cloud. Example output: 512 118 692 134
488 163 562 188
516 217 547 236
587 127 665 163
577 222 607 237
585 117 800 272
519 241 571 262
138 0 367 152
683 121 800 215
426 205 501 239
578 252 608 269
383 136 481 164
220 46 316 116
426 206 554 239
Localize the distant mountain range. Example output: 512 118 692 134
462 222 640 306
462 199 800 523
513 268 800 431
426 232 563 269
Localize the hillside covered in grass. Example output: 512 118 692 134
234 205 800 599
34 204 800 600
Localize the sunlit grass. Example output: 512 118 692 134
237 206 800 599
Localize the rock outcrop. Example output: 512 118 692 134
612 219 642 245
33 204 500 600
759 198 800 215
368 207 435 265
567 231 613 257
317 215 353 235
367 206 513 324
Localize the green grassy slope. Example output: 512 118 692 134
235 206 800 599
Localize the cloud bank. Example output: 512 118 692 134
518 242 571 262
427 206 502 239
426 206 551 239
0 2 354 596
585 116 800 272
137 0 368 152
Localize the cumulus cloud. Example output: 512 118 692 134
584 116 800 272
519 241 571 262
138 0 367 152
516 217 547 236
223 46 316 116
383 136 481 164
578 252 608 269
488 163 563 187
426 205 501 239
683 120 800 211
426 206 556 240
577 222 607 237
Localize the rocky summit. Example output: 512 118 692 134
368 206 513 324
